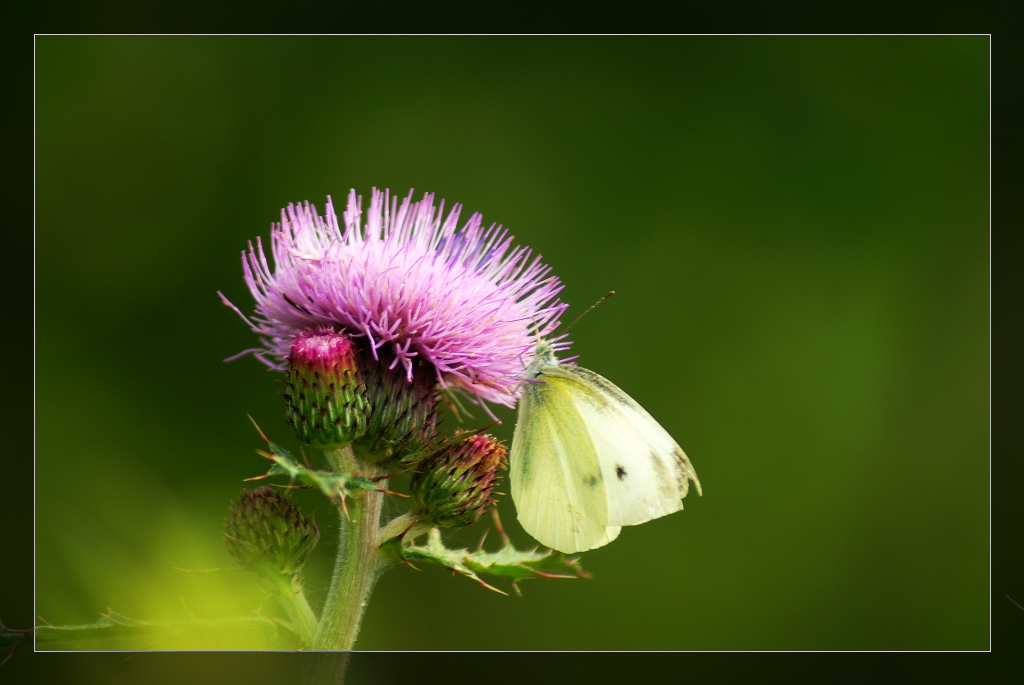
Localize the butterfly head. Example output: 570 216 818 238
521 338 560 380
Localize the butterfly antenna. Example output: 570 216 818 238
565 291 615 332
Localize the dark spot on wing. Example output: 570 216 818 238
587 475 599 487
615 465 627 480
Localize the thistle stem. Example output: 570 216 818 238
312 445 386 651
269 573 318 646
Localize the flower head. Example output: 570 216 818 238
224 487 319 577
410 431 507 528
225 188 568 408
283 331 369 448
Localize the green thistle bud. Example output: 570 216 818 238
283 331 369 448
353 348 440 469
224 487 319 577
409 431 506 528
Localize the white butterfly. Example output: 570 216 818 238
510 340 701 554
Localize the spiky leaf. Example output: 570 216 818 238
247 440 392 504
383 519 589 595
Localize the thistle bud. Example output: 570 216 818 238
283 331 369 448
353 349 440 468
409 432 506 528
224 487 319 577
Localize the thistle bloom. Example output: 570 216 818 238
224 188 568 408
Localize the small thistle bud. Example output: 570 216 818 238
409 431 506 528
353 348 440 468
283 331 369 448
224 487 319 577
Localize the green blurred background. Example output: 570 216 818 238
32 35 987 661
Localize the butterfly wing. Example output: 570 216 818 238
510 372 622 554
546 364 702 528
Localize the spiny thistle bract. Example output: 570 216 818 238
410 432 507 528
283 331 369 448
352 348 440 468
224 487 319 577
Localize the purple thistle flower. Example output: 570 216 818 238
223 188 569 408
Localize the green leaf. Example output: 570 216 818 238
383 513 590 595
30 610 282 648
247 440 394 506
